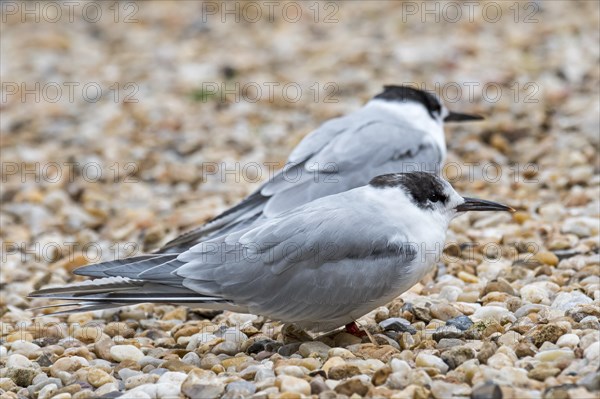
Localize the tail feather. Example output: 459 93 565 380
29 276 230 316
73 254 179 278
30 277 143 297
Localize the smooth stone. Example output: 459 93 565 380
299 341 331 359
246 339 282 354
471 382 503 399
415 353 449 374
9 341 41 358
181 369 224 398
225 381 256 395
472 306 514 323
431 380 471 399
211 341 239 356
276 375 311 396
278 343 302 357
552 291 593 311
441 346 476 370
390 359 411 374
87 368 113 388
433 326 464 341
182 352 201 367
584 342 599 361
109 345 144 362
157 371 187 387
215 328 248 346
6 354 33 369
556 333 580 348
334 378 372 396
124 374 160 390
118 368 141 381
446 315 474 331
37 383 58 399
327 364 361 380
430 304 462 321
50 356 89 377
186 333 218 350
275 365 307 378
379 318 417 334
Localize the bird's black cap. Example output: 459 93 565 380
370 172 448 209
374 85 442 119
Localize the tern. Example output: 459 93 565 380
31 172 511 332
159 85 483 252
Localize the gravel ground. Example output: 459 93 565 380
1 1 599 398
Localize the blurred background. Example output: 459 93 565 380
1 1 599 312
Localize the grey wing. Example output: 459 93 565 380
175 196 416 323
261 119 443 216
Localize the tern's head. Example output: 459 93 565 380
372 85 483 125
369 172 512 220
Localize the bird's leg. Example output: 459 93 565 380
345 321 366 337
281 323 313 343
345 321 377 344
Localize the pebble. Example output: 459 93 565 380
584 342 599 361
226 381 256 396
431 381 471 399
276 375 311 396
87 368 114 388
299 341 331 359
379 317 417 334
446 316 474 331
556 333 580 348
535 349 575 362
472 306 514 323
109 345 144 362
6 354 33 369
334 378 372 396
124 374 160 390
37 383 58 399
530 324 566 347
552 291 593 311
441 346 476 370
415 353 449 374
181 370 224 398
9 341 41 358
50 356 89 377
430 303 462 321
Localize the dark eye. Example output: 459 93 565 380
429 193 443 203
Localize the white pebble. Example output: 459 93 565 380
472 306 515 323
110 345 144 362
6 353 33 368
556 334 580 348
535 349 575 362
157 371 187 387
552 291 593 311
415 353 449 373
37 383 58 399
584 342 599 361
186 333 217 350
390 359 411 374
